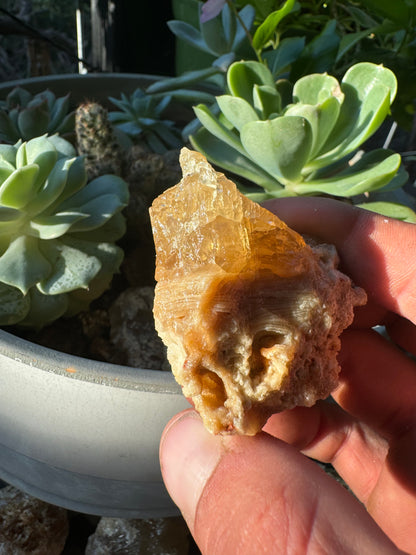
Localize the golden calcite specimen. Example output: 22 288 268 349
150 148 367 435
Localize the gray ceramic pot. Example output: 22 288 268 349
0 328 187 517
0 74 189 517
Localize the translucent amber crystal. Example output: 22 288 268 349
150 149 366 435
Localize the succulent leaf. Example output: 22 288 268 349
0 87 75 143
0 135 129 328
0 235 51 294
192 60 411 216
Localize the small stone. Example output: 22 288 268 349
0 486 68 554
85 516 190 554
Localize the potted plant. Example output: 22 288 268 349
0 73 194 518
0 1 415 521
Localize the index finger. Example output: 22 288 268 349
265 197 416 324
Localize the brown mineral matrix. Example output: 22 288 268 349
150 148 367 435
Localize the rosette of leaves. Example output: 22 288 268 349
108 89 184 154
0 87 75 144
191 60 415 220
0 135 129 328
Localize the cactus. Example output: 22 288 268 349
0 87 75 144
0 135 129 328
76 101 123 179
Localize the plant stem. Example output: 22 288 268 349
226 0 262 62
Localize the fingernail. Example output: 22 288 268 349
160 410 223 529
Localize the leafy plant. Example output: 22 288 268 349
0 87 75 143
108 88 185 154
191 60 415 219
0 135 129 328
147 2 255 95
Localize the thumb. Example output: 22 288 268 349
160 410 401 555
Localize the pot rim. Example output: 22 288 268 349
0 328 180 395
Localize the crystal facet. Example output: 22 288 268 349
150 148 366 435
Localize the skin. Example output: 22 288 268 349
159 198 416 554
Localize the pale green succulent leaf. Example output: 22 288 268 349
6 87 31 108
216 95 258 131
28 157 72 215
193 104 246 155
292 73 342 105
241 116 313 183
17 102 50 139
19 287 68 329
65 242 123 316
38 238 102 295
68 194 128 231
263 36 305 78
0 159 15 183
286 97 340 160
227 61 276 103
201 8 230 55
355 201 416 223
0 209 22 243
190 126 282 191
0 144 17 166
30 212 87 239
344 61 397 104
75 211 126 243
317 64 396 162
294 151 401 197
48 94 70 130
54 155 88 205
47 134 77 158
0 164 39 209
252 85 282 118
25 135 57 165
0 235 52 294
55 111 75 135
0 111 20 143
0 282 30 325
167 20 210 54
57 174 129 214
16 141 28 168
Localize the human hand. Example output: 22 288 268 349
159 198 416 554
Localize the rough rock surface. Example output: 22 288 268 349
150 148 367 435
85 517 189 554
0 485 68 554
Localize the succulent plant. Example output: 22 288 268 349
0 87 75 144
0 135 129 328
76 101 123 179
108 89 183 154
191 61 415 220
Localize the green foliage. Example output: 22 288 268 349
108 89 185 154
0 136 129 328
0 87 75 144
149 2 255 94
191 61 412 218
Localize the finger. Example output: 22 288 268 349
336 329 416 438
264 403 416 553
160 410 399 555
263 402 388 504
264 197 416 324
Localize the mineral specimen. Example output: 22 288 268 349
150 148 367 435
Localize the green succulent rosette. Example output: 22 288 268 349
191 61 416 221
0 135 129 328
0 87 75 144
